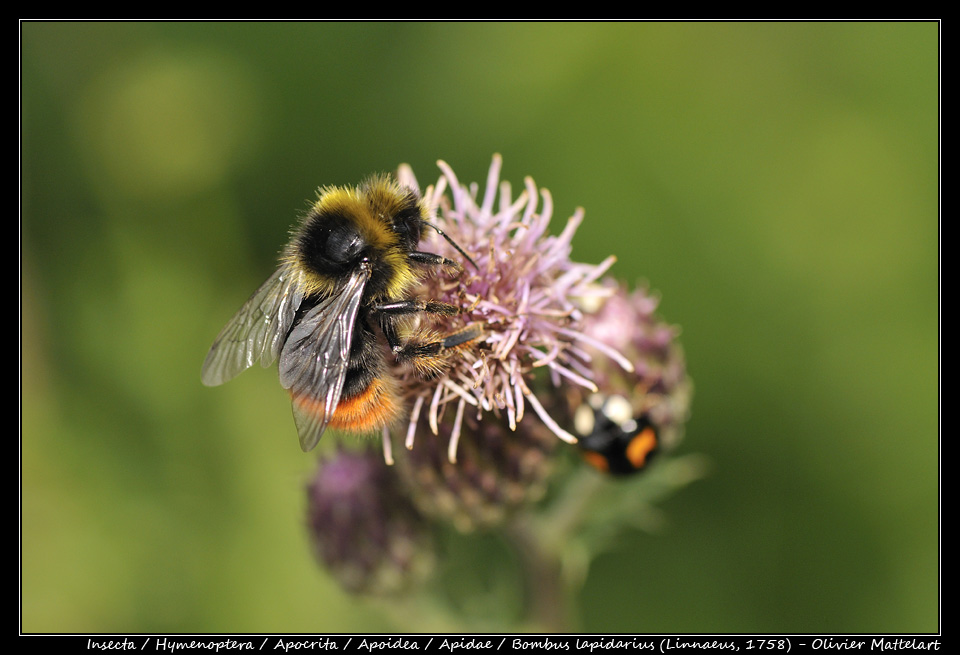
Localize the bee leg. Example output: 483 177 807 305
374 300 463 355
408 251 464 276
373 301 484 378
415 220 480 270
373 299 461 318
393 324 485 379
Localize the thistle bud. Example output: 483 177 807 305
395 412 557 532
305 448 434 595
576 282 693 455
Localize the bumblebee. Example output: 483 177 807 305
201 175 482 451
574 394 659 475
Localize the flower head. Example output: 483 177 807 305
395 411 557 532
576 281 692 451
396 155 631 461
304 157 697 609
306 447 434 595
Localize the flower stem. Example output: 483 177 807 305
506 515 578 632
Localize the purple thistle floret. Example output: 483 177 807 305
306 448 434 595
578 282 692 448
397 155 632 461
306 158 694 587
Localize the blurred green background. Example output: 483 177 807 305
21 22 938 633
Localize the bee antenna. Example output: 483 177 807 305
421 220 479 270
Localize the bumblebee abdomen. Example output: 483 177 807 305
329 376 403 433
290 375 402 435
575 395 660 476
579 421 659 475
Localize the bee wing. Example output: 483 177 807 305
201 264 305 387
278 265 371 452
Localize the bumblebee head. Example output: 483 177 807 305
287 176 428 298
360 175 426 252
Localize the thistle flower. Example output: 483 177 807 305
305 447 434 595
395 155 632 462
575 281 692 452
395 410 558 532
304 158 697 614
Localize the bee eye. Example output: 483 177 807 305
324 225 364 263
298 212 367 274
393 207 423 249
